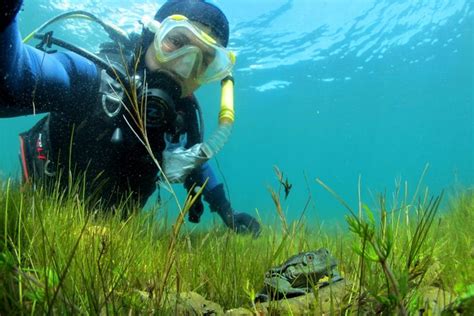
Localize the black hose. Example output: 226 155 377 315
34 33 128 83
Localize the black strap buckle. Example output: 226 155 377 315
35 31 58 54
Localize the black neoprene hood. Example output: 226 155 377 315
154 0 229 47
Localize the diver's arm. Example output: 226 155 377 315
184 162 221 200
184 162 233 225
184 163 261 235
0 4 98 117
184 163 233 224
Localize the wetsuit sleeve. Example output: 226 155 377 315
184 162 231 212
184 162 219 193
0 2 98 117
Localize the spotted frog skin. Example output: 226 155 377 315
255 248 343 302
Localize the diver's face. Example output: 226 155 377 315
145 22 219 98
145 43 200 97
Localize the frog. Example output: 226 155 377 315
255 248 343 302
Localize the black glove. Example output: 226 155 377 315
188 197 204 223
204 184 261 237
231 211 261 237
186 188 204 223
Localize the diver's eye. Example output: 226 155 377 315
164 34 188 50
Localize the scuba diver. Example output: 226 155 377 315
0 0 261 236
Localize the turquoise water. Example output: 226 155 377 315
1 0 473 226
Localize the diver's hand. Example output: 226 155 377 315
231 211 261 237
203 184 261 236
188 196 204 223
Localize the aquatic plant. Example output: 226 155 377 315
0 170 472 314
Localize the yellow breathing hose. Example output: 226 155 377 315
219 76 235 125
200 75 235 159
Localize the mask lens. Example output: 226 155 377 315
173 52 200 79
161 26 194 52
162 33 187 51
199 50 233 83
153 16 235 82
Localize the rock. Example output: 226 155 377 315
255 279 354 315
224 307 254 315
167 291 224 315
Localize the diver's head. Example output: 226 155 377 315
153 0 229 47
142 0 234 97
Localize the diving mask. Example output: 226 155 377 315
146 15 236 84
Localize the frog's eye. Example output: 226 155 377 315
306 254 314 262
